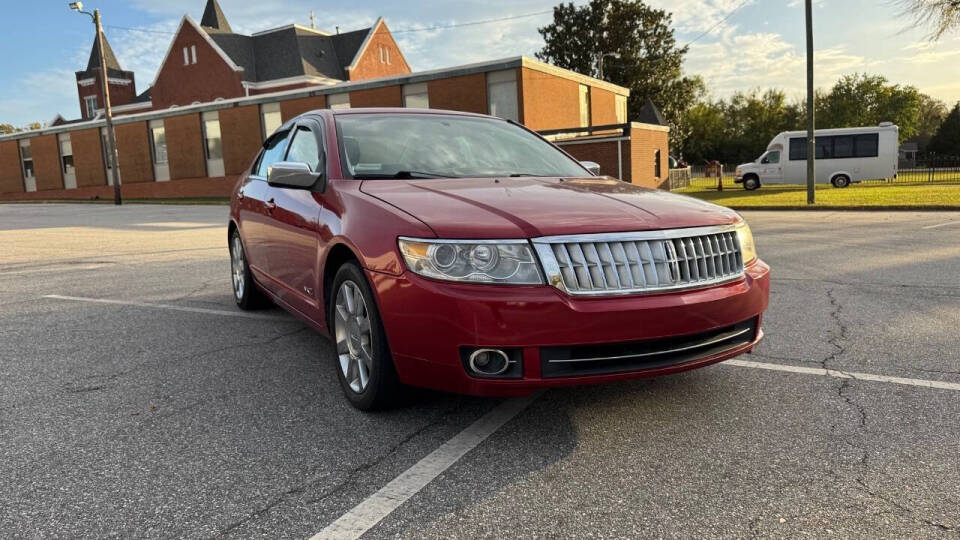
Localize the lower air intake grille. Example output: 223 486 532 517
540 318 758 378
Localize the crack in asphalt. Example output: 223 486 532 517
210 400 474 538
854 479 955 532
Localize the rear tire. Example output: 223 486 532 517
329 262 401 411
743 176 760 191
831 174 851 188
230 229 270 310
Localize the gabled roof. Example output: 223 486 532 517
637 98 666 126
200 0 232 32
85 33 123 72
202 21 379 83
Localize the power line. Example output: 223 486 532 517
104 8 558 37
681 0 752 48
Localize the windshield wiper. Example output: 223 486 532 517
353 170 458 179
507 173 550 177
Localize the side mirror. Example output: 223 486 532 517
267 161 323 190
581 161 601 176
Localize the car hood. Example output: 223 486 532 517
359 177 741 238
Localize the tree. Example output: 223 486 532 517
816 74 923 141
678 89 802 165
0 122 43 134
0 124 16 134
536 0 704 144
927 102 960 157
915 94 949 150
897 0 960 40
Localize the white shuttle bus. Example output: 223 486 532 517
734 123 898 190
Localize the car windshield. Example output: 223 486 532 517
335 113 589 179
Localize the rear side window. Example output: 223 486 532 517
855 134 879 157
285 127 321 171
255 131 290 177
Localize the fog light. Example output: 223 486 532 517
468 348 510 375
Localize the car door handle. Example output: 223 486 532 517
265 198 277 212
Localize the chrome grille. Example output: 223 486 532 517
532 225 744 296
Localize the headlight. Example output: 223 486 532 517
398 238 543 285
735 220 757 264
735 168 742 176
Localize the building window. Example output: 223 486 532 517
378 45 390 64
183 46 197 65
579 84 591 128
191 45 197 64
379 46 384 63
261 102 282 139
386 48 391 65
149 120 168 164
486 69 518 122
84 96 98 118
654 149 662 179
615 94 627 124
19 139 34 179
183 47 189 65
202 111 222 161
328 93 350 109
402 83 429 108
59 134 74 175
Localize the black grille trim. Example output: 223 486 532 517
540 318 757 378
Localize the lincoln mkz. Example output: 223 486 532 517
228 108 770 410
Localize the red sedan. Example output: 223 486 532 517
228 108 769 410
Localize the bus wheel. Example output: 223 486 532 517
743 176 760 190
831 174 851 188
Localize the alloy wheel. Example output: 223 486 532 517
334 280 374 393
230 234 245 301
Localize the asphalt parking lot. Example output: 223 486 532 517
2 204 959 539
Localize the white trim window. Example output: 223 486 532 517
149 119 170 182
615 94 627 124
402 83 429 108
328 93 350 110
84 96 98 118
579 84 591 128
261 102 282 139
202 111 225 177
486 69 518 122
183 45 197 65
191 45 197 64
183 47 189 65
19 139 36 192
58 133 77 189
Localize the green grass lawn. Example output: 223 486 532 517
676 182 960 208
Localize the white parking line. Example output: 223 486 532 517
922 220 960 230
312 391 544 540
42 294 289 321
725 359 960 391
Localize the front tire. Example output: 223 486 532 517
230 229 270 310
330 262 400 411
831 174 851 188
743 176 760 190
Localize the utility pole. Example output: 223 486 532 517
71 2 122 205
804 0 815 205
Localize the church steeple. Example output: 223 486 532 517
86 32 123 72
200 0 232 32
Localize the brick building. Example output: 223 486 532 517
0 1 672 201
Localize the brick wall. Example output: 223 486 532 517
348 23 411 81
0 175 237 201
629 124 670 189
220 105 262 175
350 85 403 108
151 21 246 109
71 128 106 188
590 88 617 126
556 139 628 180
115 121 154 184
520 67 580 131
164 114 207 180
427 73 487 114
76 70 137 120
280 95 327 122
0 140 23 194
31 135 63 191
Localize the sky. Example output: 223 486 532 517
2 0 959 127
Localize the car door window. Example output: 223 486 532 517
285 126 321 171
765 151 780 164
255 130 291 178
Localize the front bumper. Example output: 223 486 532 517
368 259 770 397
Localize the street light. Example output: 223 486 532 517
70 2 123 205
